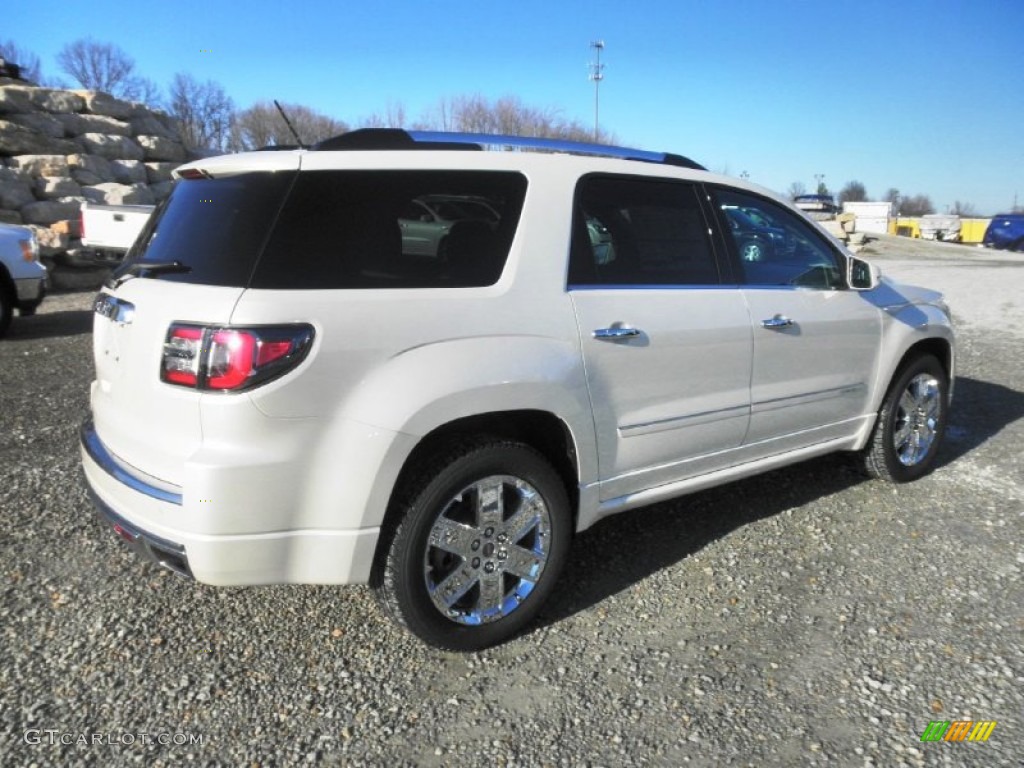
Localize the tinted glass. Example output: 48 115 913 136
715 189 844 289
569 175 719 286
252 171 527 289
121 172 296 287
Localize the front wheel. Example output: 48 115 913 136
858 355 949 482
0 285 13 339
373 440 571 651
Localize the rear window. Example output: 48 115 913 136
252 170 527 289
120 172 296 287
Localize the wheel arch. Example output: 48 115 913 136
372 409 582 574
855 330 954 453
888 336 954 399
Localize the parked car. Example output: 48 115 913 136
982 213 1024 251
0 223 47 339
399 195 500 257
721 204 793 262
81 130 955 650
793 194 840 218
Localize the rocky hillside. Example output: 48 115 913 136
0 79 189 281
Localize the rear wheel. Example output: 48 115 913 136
858 355 948 482
373 440 571 651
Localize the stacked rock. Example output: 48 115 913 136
0 82 189 263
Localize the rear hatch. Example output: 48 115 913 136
90 154 299 484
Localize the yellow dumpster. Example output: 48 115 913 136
894 218 921 238
959 219 990 244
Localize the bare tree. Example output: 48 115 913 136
169 73 234 153
899 194 935 216
787 181 807 200
230 101 347 150
0 39 44 83
838 180 868 204
57 38 137 94
950 200 976 216
409 94 616 143
360 102 409 130
122 76 162 108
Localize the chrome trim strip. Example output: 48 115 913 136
620 404 750 437
80 418 183 505
751 384 865 414
409 131 670 164
568 283 736 291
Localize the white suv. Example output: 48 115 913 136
81 130 954 650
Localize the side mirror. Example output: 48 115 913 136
848 256 879 290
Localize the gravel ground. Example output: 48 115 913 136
1 240 1022 767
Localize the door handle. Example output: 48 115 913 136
761 315 794 329
593 327 641 340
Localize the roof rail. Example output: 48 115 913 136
311 128 705 170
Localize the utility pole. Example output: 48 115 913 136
589 40 605 143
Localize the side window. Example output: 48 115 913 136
714 189 844 289
569 175 719 286
716 190 843 290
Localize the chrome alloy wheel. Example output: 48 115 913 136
892 373 942 466
741 240 764 261
423 475 552 626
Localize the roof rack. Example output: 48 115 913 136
311 128 705 170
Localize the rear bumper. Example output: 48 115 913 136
80 417 380 585
88 483 192 577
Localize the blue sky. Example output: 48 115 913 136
7 0 1024 214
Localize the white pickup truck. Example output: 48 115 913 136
80 201 154 263
0 222 47 338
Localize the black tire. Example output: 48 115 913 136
858 355 948 482
0 283 13 339
373 439 572 651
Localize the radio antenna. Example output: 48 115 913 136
274 100 306 148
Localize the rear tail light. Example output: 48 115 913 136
161 323 314 391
